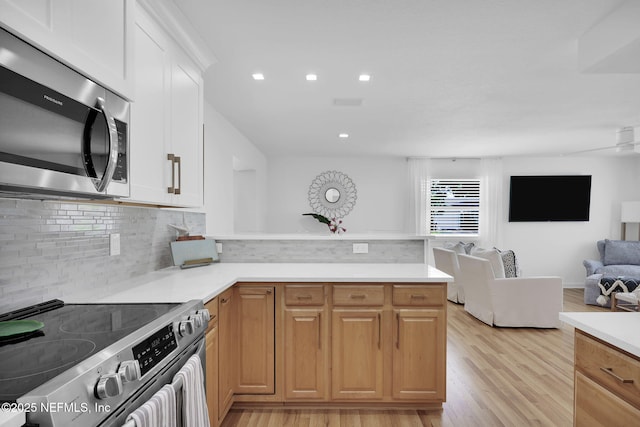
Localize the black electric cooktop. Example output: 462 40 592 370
0 300 178 403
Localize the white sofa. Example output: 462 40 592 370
457 254 563 328
432 247 463 303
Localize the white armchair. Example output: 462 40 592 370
432 247 463 303
457 254 563 328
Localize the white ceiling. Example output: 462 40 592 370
175 0 640 159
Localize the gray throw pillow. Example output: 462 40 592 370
603 239 640 266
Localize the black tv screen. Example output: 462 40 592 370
508 175 592 222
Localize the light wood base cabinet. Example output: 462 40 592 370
331 309 384 400
283 284 329 400
284 308 329 399
205 324 218 426
217 288 235 424
204 298 218 427
209 281 447 425
575 371 640 426
573 330 640 426
392 309 445 400
235 285 275 395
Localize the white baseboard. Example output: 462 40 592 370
563 283 585 289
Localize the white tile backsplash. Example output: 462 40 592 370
0 198 205 313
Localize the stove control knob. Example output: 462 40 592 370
196 309 211 323
189 313 203 329
118 360 141 383
179 319 195 336
95 373 123 399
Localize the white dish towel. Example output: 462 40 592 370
174 354 210 427
124 383 176 427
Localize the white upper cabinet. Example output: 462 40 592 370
128 3 204 207
170 56 203 206
1 0 213 208
0 0 134 99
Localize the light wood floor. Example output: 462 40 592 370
220 289 606 427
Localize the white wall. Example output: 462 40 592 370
266 156 408 234
203 102 268 235
264 154 640 286
427 156 640 286
203 105 640 286
500 156 639 287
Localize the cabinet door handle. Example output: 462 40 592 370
411 294 426 299
167 153 176 194
266 289 272 295
350 294 366 299
377 313 381 349
396 313 400 349
600 367 634 383
318 312 322 350
297 295 313 300
174 155 181 195
220 297 229 304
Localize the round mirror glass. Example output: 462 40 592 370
325 188 340 203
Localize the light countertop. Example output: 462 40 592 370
209 233 428 241
559 312 640 358
67 263 451 305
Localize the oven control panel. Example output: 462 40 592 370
132 324 178 377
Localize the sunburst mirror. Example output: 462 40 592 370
307 170 357 218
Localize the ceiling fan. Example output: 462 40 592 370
566 126 640 155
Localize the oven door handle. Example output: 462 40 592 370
82 97 119 193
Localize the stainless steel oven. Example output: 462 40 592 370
0 299 208 427
0 27 129 199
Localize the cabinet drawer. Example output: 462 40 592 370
392 285 444 306
285 285 325 306
204 297 218 332
575 371 640 426
333 285 384 306
575 330 640 409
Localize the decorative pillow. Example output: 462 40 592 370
444 241 475 255
603 239 640 266
443 242 465 254
470 247 505 278
495 248 518 278
596 277 640 306
461 242 475 254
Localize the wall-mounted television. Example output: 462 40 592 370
508 175 592 222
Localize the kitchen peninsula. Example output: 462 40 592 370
560 312 640 425
73 262 451 426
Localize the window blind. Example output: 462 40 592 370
428 179 480 235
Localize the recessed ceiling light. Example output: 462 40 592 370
338 133 349 139
358 74 371 82
252 73 265 80
306 74 318 81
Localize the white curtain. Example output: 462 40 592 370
406 158 431 235
479 157 503 248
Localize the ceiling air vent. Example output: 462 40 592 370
333 98 363 107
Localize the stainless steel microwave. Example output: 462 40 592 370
0 27 129 199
